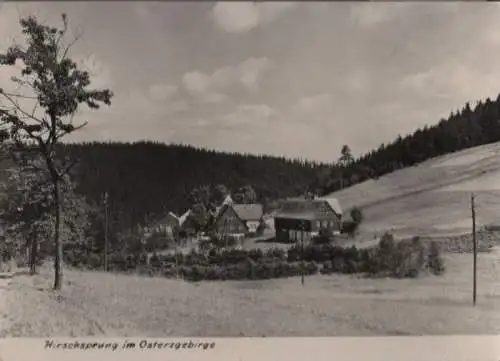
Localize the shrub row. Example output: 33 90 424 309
157 260 319 282
63 232 446 281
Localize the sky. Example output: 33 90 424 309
1 2 500 162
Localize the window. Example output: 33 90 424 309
316 221 321 228
321 220 328 228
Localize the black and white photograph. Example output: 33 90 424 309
0 1 500 338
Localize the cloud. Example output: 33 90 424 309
200 92 228 104
212 2 297 33
349 3 415 28
294 93 333 113
102 87 189 122
345 69 371 94
75 53 112 89
218 103 277 128
399 58 500 103
148 84 178 101
182 56 272 100
237 104 277 119
238 57 272 93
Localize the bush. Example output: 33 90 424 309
375 232 397 272
427 241 445 275
331 257 345 272
342 220 359 237
304 261 319 275
365 234 433 279
312 233 331 245
93 230 445 282
320 260 333 274
350 207 363 224
391 238 425 278
87 253 103 269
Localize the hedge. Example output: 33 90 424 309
62 232 445 281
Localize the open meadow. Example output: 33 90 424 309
329 142 500 238
1 248 500 337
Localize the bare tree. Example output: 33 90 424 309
0 14 113 289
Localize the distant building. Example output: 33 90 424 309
146 209 192 237
178 209 191 228
153 212 180 236
215 203 264 237
273 196 342 243
212 194 234 219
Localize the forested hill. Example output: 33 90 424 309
314 95 500 196
47 93 500 231
56 141 329 228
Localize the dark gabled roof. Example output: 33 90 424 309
217 203 263 222
280 196 342 216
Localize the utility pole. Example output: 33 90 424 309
175 234 179 280
103 192 109 272
224 218 228 249
300 221 305 287
471 193 477 306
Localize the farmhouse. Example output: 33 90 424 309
146 209 192 237
152 212 180 236
274 196 342 243
214 203 264 237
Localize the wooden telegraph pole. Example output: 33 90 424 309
103 192 109 272
471 193 477 306
224 218 229 249
300 221 305 287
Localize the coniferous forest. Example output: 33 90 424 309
51 94 500 238
55 142 329 231
310 96 500 195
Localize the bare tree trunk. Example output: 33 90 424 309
29 237 38 275
53 178 63 290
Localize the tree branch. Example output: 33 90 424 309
0 91 47 127
0 91 38 100
60 29 83 62
59 159 79 178
56 120 88 140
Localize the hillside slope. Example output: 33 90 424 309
327 141 500 237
